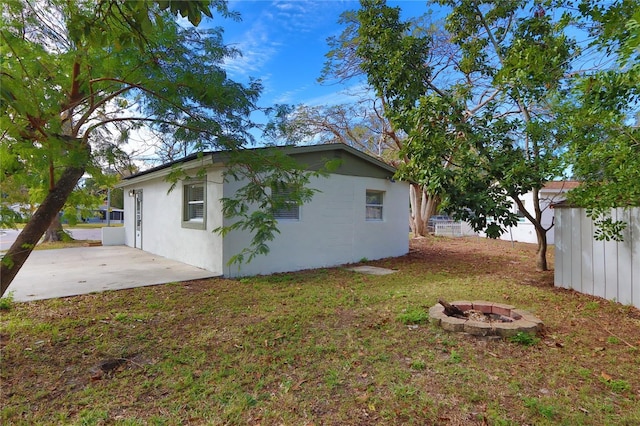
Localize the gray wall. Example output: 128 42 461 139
554 207 640 308
122 169 226 275
222 173 410 277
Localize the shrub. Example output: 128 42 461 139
508 332 540 346
397 307 429 325
0 291 15 311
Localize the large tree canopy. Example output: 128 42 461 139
0 0 313 296
561 3 640 239
334 0 638 271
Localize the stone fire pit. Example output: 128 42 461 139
429 300 543 337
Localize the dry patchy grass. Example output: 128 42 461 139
1 236 639 425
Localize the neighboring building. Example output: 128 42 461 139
86 204 124 224
2 203 34 221
495 181 580 244
118 144 410 277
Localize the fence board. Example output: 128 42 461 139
592 237 607 299
570 209 582 290
617 208 633 305
631 210 640 309
580 211 594 296
556 208 571 289
554 209 563 287
604 232 619 301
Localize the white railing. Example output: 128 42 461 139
435 221 462 237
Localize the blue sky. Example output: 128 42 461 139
217 1 435 109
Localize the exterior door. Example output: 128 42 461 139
134 190 143 249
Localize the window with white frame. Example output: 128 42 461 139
183 180 206 229
366 190 384 221
272 185 300 220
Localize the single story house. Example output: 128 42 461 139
495 181 580 244
117 144 409 277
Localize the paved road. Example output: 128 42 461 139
0 228 103 251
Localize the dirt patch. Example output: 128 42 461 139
401 235 555 285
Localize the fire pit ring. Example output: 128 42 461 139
429 300 543 337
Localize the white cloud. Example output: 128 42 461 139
223 17 283 78
302 82 370 107
273 86 309 104
224 1 351 78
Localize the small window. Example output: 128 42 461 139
366 190 384 221
183 180 206 229
272 185 300 220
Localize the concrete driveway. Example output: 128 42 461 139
4 246 217 302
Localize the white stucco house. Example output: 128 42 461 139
495 181 580 244
117 144 409 277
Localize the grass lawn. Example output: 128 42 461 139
33 240 102 251
65 223 124 229
1 237 639 425
9 223 123 229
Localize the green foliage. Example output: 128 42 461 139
351 0 576 262
1 1 315 293
508 332 540 346
606 336 620 345
0 291 15 311
357 0 431 115
1 0 259 214
523 397 558 420
410 359 427 370
397 307 429 325
447 349 462 364
559 2 640 239
339 0 638 268
602 378 632 393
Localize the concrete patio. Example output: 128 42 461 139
4 246 217 302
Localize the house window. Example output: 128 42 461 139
366 190 384 221
272 185 300 220
183 180 206 229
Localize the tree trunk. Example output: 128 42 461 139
43 215 73 242
535 226 548 272
1 166 86 297
409 183 425 236
512 191 549 272
409 184 440 237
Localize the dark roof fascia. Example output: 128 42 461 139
121 151 217 182
552 200 640 209
550 200 580 209
120 144 397 185
282 144 397 174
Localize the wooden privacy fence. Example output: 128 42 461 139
554 207 640 309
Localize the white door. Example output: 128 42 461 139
134 190 143 248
